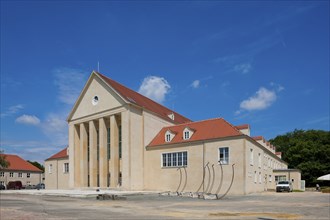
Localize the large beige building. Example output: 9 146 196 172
56 71 301 195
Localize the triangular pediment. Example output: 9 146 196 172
67 71 127 121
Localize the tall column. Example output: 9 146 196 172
68 124 75 188
110 115 119 187
80 123 88 187
73 125 80 187
99 117 108 188
89 120 98 187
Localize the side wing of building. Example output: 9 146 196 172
44 148 69 189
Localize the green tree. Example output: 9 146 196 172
0 150 10 169
27 160 45 172
270 129 330 186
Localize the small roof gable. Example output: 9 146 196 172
96 71 191 125
183 126 196 132
252 136 265 141
148 118 243 147
165 129 177 135
235 124 249 130
0 154 42 172
45 147 68 161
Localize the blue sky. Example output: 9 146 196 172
1 1 329 164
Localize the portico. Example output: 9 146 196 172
69 114 122 188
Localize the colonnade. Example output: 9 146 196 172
72 114 122 188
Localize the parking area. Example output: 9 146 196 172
0 191 329 219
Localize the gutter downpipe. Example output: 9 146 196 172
202 142 205 194
56 160 59 189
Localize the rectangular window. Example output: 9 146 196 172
107 128 111 160
162 154 167 167
18 173 22 178
119 125 122 159
219 147 229 165
258 153 261 168
87 132 90 162
173 153 177 166
0 172 4 177
63 163 69 173
183 152 187 165
97 130 99 161
0 181 5 186
168 153 172 166
269 175 272 182
49 164 53 174
166 134 171 142
254 171 257 183
275 175 286 182
184 131 190 140
250 148 254 165
27 173 31 178
162 151 187 167
178 152 182 166
9 172 13 177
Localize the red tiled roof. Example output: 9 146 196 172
96 71 192 125
148 118 243 147
45 147 68 161
0 154 42 172
235 124 249 130
276 152 282 155
252 136 264 141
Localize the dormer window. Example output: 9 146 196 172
183 127 194 140
167 113 175 121
166 134 171 142
165 130 175 142
184 131 190 140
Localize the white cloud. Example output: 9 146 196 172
191 80 200 89
1 104 24 118
239 87 277 112
306 116 329 125
234 63 252 74
53 68 87 105
138 76 171 103
15 114 40 125
41 112 68 146
270 82 285 92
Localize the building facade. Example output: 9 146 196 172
44 148 69 189
62 71 301 195
0 154 43 188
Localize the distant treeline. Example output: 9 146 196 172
270 129 330 187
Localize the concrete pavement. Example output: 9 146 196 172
0 188 160 198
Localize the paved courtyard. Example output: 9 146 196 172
0 191 329 219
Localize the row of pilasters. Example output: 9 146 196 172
73 114 121 188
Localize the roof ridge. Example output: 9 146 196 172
166 117 223 128
95 71 191 124
0 153 18 156
2 154 42 172
148 117 244 147
45 147 68 161
219 118 244 135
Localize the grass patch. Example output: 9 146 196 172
293 189 304 192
